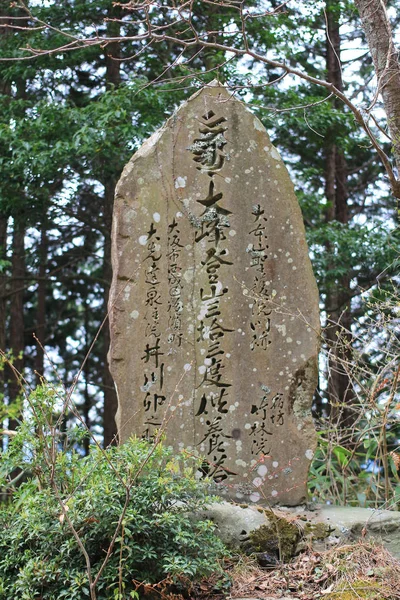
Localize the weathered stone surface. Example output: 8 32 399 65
195 502 400 561
198 502 272 548
108 82 320 505
309 505 400 558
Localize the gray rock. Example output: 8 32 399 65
199 501 272 547
309 505 400 558
197 501 400 560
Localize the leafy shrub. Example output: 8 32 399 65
0 386 228 600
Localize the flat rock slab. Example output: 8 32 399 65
196 501 400 560
109 82 320 505
309 505 400 558
198 502 271 547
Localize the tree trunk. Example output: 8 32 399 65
355 0 400 195
0 0 12 450
8 221 25 432
102 180 119 447
83 301 91 456
35 225 47 384
102 14 121 447
323 0 355 430
0 215 8 449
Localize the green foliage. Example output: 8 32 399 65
308 282 400 508
0 385 228 600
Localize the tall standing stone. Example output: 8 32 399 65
108 82 320 506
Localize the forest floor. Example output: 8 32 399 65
190 542 400 600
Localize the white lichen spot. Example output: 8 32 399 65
175 176 187 189
183 268 194 283
253 117 265 132
292 266 297 270
276 323 287 336
286 337 293 343
184 364 191 372
225 177 231 183
169 406 176 412
229 229 236 237
288 258 293 263
130 310 139 320
270 146 281 161
257 465 268 477
305 449 314 460
271 490 278 497
250 492 261 503
272 461 279 468
153 212 161 223
253 477 263 488
138 235 148 246
198 366 206 375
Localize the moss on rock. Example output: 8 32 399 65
324 579 383 599
302 521 333 540
249 511 300 561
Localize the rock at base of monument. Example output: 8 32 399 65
196 501 400 561
197 501 302 563
304 504 400 559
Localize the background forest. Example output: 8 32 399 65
0 0 399 506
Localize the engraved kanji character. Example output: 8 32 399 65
141 338 164 368
196 388 229 416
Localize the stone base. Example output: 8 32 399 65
199 501 400 560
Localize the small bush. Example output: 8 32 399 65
0 386 228 600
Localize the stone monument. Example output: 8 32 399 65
108 82 320 506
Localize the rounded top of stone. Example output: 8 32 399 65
208 78 224 87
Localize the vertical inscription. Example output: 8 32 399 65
167 218 183 348
249 386 285 456
248 204 272 351
189 111 236 482
140 222 165 438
